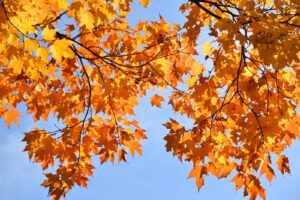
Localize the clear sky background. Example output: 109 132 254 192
1 1 300 200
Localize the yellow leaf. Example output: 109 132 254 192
93 115 103 125
80 12 95 31
186 76 197 88
265 0 273 6
50 39 74 62
218 155 226 164
216 133 227 143
50 0 69 10
37 47 49 62
201 41 211 56
58 0 69 9
25 38 39 51
8 56 23 75
180 132 192 143
12 17 36 34
190 63 204 76
211 97 218 106
42 27 57 40
242 69 253 77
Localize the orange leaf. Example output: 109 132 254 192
4 109 22 127
277 155 291 174
150 94 165 108
140 0 150 7
127 140 143 156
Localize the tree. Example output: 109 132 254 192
0 0 299 199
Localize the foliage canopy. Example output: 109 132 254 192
1 0 300 199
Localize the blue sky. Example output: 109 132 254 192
1 1 300 200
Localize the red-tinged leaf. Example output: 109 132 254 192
150 94 165 107
118 149 127 163
65 24 75 32
277 155 291 174
231 174 244 191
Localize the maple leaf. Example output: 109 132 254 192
42 27 58 40
4 109 22 127
1 0 300 199
8 56 23 75
79 12 95 31
36 47 50 62
150 94 165 108
277 155 291 175
201 41 212 57
188 165 206 191
231 174 244 191
127 140 143 156
140 0 151 7
50 39 74 62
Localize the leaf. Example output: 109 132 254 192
285 117 300 134
277 155 290 174
117 149 127 162
186 76 197 88
50 0 69 10
260 163 275 183
2 0 300 199
201 41 211 56
140 0 150 7
50 39 74 62
265 0 273 6
188 165 202 179
231 174 244 191
188 166 205 191
211 97 218 106
37 47 50 62
8 56 23 75
150 94 165 107
42 27 57 40
65 24 75 32
127 140 142 156
195 177 204 191
4 109 22 127
80 12 95 31
57 0 69 9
